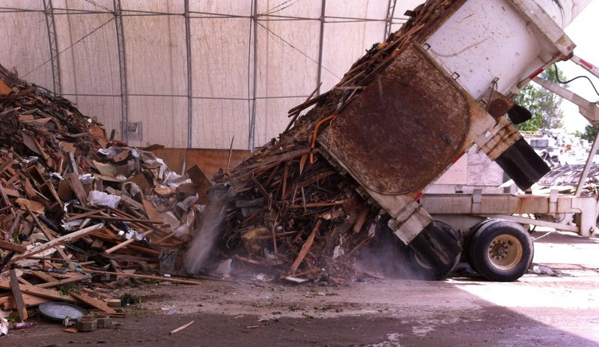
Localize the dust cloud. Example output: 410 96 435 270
184 183 234 275
356 216 431 281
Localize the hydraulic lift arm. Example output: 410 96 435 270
533 54 599 197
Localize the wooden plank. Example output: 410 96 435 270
0 281 77 303
3 186 19 198
17 276 33 286
36 275 90 289
68 152 80 176
65 210 103 222
87 232 160 257
290 219 321 273
0 239 27 253
31 270 59 283
70 292 117 315
66 172 87 206
0 158 14 175
0 183 13 213
169 320 194 335
2 293 51 310
104 229 154 254
83 269 202 285
142 198 164 224
186 165 211 204
68 213 164 225
24 205 71 264
9 269 28 321
121 194 146 212
8 223 104 265
352 207 370 234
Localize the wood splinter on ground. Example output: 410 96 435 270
169 320 194 335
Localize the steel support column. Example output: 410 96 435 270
248 0 259 151
316 0 326 96
384 0 398 39
43 0 62 94
184 0 193 148
113 0 128 142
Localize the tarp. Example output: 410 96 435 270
0 0 420 150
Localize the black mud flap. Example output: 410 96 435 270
495 138 550 191
407 221 462 276
507 103 532 125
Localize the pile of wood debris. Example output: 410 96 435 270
203 0 460 283
0 0 458 332
0 64 205 330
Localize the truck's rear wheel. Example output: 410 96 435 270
406 220 461 280
468 220 533 282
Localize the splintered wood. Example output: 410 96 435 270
213 0 462 282
0 0 466 328
0 63 208 322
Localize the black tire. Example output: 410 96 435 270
468 220 534 282
406 220 461 280
464 219 495 273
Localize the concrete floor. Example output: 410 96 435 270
4 230 599 347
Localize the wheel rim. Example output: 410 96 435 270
487 234 523 270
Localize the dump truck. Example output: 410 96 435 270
198 0 596 283
312 0 596 281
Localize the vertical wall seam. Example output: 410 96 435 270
248 0 259 151
43 0 62 94
113 0 128 142
384 0 398 40
184 0 193 148
316 0 326 96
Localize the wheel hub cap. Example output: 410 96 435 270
487 234 523 270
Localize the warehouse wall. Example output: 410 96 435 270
0 0 420 150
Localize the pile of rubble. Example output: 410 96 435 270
199 0 459 283
1 0 458 333
0 63 205 331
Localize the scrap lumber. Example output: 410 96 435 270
24 205 72 264
169 320 194 335
0 281 77 303
70 291 117 315
0 87 198 325
290 220 321 273
7 223 104 265
9 269 27 321
30 270 59 283
190 0 469 282
2 293 51 310
83 269 202 285
36 274 90 289
0 240 26 253
0 61 205 291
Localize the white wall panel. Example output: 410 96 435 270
191 99 249 149
190 0 252 17
123 15 187 95
0 0 406 150
320 21 383 91
128 96 188 148
56 12 119 96
255 19 321 97
254 97 305 146
190 18 250 98
257 0 320 19
0 0 51 88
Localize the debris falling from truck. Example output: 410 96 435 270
184 184 234 275
194 0 465 282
